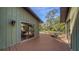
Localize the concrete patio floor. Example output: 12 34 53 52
7 33 70 51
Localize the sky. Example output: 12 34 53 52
31 7 60 22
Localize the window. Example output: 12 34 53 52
21 22 34 40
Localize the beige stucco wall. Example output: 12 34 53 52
0 7 40 49
66 8 79 35
66 7 79 50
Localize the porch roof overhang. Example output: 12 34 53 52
60 7 70 22
23 7 43 23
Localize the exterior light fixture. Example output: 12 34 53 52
10 20 16 26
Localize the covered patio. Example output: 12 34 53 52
6 33 70 51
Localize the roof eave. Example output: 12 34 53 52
23 7 43 23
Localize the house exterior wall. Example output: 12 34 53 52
76 13 79 50
0 7 39 49
65 7 79 50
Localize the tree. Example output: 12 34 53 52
45 9 58 31
39 9 65 33
46 9 58 20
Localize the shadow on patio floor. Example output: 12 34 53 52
7 33 70 51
